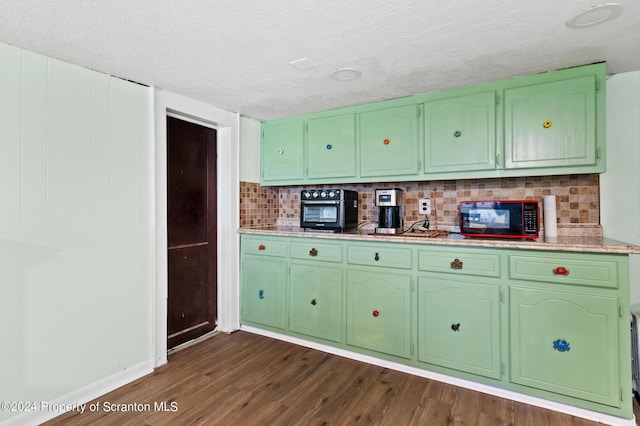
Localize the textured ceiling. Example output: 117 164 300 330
1 1 639 120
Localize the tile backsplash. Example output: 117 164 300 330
240 174 600 230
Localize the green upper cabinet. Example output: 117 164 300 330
504 75 598 170
259 63 606 185
261 120 304 183
307 113 357 179
423 91 496 174
359 104 420 177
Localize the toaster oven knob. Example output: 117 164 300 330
320 191 327 198
329 190 336 198
312 191 319 198
303 191 311 199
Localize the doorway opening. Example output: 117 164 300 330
166 116 217 350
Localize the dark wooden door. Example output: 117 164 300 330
167 116 217 349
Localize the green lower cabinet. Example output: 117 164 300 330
241 257 287 329
510 286 620 407
289 264 343 342
346 269 412 359
417 276 501 379
239 235 633 420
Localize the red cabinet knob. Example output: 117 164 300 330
383 139 390 145
258 244 266 251
372 310 380 317
553 266 569 276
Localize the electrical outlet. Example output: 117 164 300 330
418 198 431 215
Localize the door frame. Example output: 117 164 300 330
154 90 240 367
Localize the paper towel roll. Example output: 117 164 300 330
543 195 558 238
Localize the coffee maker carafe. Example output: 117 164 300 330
375 188 404 234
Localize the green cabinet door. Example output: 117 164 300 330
307 113 356 179
418 277 501 379
504 76 597 170
241 257 287 329
510 286 620 407
289 264 343 342
261 120 304 183
346 269 412 359
423 91 496 173
359 104 420 177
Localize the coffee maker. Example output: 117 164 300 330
375 188 404 234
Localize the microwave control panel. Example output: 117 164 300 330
523 202 539 235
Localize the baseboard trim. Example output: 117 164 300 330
241 325 636 426
1 360 154 426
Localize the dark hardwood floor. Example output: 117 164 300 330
45 331 637 425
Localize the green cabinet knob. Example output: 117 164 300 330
453 130 461 138
326 144 332 150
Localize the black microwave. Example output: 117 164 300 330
300 189 358 231
459 200 539 239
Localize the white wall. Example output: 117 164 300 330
602 70 640 304
0 43 154 423
240 116 261 183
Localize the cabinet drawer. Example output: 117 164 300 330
347 245 412 269
509 254 618 289
418 249 500 278
241 237 287 257
290 240 342 263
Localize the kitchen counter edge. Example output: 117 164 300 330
238 227 640 255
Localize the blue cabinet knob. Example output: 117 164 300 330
552 338 570 352
326 144 332 150
258 289 264 299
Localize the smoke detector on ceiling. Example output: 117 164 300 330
566 2 623 29
330 68 362 81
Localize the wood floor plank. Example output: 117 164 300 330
43 331 636 425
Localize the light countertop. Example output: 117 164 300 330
238 226 640 255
